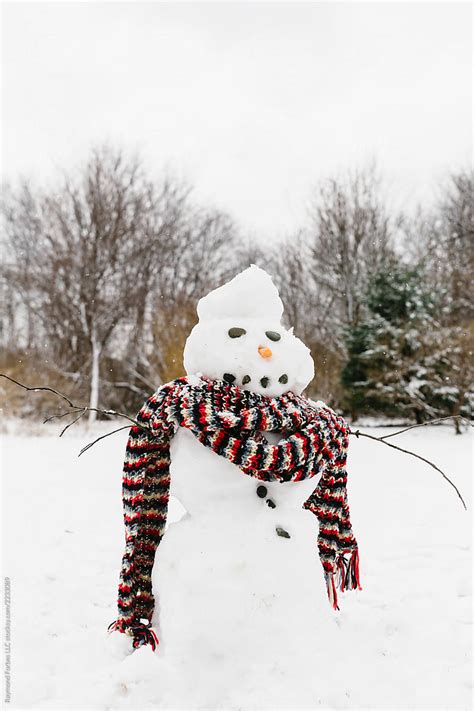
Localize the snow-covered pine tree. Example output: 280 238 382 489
401 171 474 430
341 264 454 423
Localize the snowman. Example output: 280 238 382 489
144 266 346 703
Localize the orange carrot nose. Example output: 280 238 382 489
258 345 272 359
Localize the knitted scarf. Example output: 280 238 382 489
109 376 361 650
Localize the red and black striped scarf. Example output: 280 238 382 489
109 376 361 650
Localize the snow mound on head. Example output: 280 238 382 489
197 265 284 321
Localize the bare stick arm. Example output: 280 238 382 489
349 429 467 510
78 426 132 456
1 373 147 431
1 373 75 408
380 416 472 440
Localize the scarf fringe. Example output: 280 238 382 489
108 620 159 651
327 550 362 610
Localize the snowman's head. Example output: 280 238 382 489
183 265 314 396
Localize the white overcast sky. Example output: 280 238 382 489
2 1 472 240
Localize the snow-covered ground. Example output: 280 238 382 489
2 420 472 710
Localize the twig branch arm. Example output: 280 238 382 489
1 373 75 408
60 409 87 437
380 416 472 440
349 428 467 510
0 373 147 431
43 411 80 424
78 426 132 456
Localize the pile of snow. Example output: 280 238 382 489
2 423 472 709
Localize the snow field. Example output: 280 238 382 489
1 422 472 709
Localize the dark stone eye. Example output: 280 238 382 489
242 375 251 385
279 374 288 384
260 377 270 388
265 331 281 342
223 373 236 384
256 485 267 498
228 327 246 338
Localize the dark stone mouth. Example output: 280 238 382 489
223 374 289 388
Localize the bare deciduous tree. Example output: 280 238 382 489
1 147 242 418
144 206 240 384
308 165 394 335
270 166 396 405
2 149 186 419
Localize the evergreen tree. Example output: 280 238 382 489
341 264 455 422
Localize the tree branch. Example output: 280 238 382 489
1 373 76 408
78 426 132 457
60 409 87 437
43 410 79 424
1 373 148 431
379 416 472 440
349 428 467 510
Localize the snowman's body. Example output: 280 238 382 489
149 266 331 701
152 428 329 700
